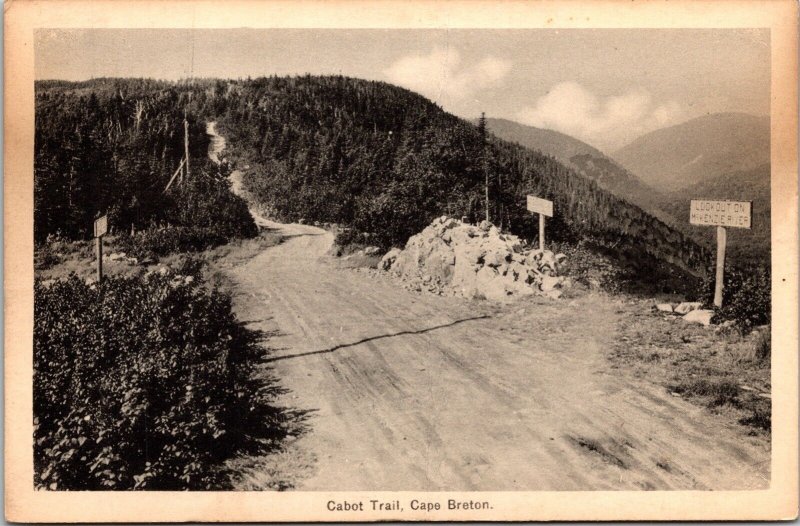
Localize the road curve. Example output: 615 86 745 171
226 220 770 491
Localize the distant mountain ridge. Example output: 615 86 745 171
483 118 607 162
484 118 670 222
612 112 770 193
484 115 770 268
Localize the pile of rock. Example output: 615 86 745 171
380 216 571 301
655 301 715 326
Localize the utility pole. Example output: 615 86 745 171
183 111 191 183
478 112 489 224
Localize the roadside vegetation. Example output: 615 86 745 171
34 266 294 490
35 79 256 257
613 301 770 435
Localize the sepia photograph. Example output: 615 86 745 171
5 0 798 522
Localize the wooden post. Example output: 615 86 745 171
93 214 108 283
539 213 546 251
184 115 190 181
714 225 726 307
95 235 103 283
527 195 553 250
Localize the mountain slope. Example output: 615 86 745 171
485 118 669 221
484 118 606 162
660 163 770 266
212 76 707 281
613 113 770 192
35 77 710 290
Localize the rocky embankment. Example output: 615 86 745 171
380 216 572 301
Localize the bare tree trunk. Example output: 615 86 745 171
134 100 145 134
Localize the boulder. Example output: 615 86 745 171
475 266 508 301
545 289 563 300
540 275 563 292
683 309 715 326
539 250 557 271
655 303 674 313
379 248 401 271
364 246 381 256
675 302 703 315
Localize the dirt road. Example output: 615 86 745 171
225 220 769 491
206 122 769 490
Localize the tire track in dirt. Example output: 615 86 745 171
225 220 769 490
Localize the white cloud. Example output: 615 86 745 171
384 47 511 108
516 82 686 151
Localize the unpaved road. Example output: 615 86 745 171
226 221 769 491
208 123 769 490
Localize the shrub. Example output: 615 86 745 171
115 172 260 259
701 264 770 332
671 378 741 408
749 328 771 365
333 228 380 251
117 225 231 259
34 271 283 490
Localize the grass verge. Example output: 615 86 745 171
612 302 770 437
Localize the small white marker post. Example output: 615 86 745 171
526 195 554 251
689 199 752 307
93 214 108 283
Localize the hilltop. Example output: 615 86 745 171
613 112 769 193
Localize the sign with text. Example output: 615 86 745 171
690 199 752 229
93 215 108 238
526 195 553 217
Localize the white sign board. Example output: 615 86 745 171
526 195 553 217
93 215 108 238
689 199 752 229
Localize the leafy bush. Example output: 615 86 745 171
750 328 771 364
116 172 258 259
333 227 380 250
701 264 770 332
118 225 234 259
34 271 283 490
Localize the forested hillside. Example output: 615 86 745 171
210 76 707 281
661 163 770 267
35 79 256 252
35 76 709 285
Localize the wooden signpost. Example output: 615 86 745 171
93 214 108 282
689 199 752 307
527 195 554 250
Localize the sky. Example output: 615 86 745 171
35 28 770 152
